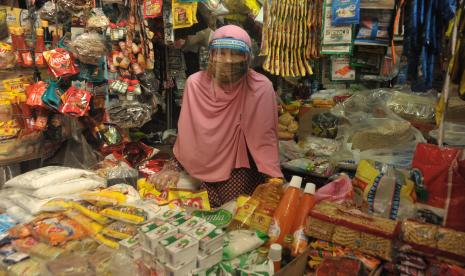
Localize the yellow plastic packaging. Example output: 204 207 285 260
80 190 127 205
100 205 148 224
72 201 111 225
101 221 137 240
172 0 197 29
41 199 73 212
138 178 169 205
167 188 211 210
93 233 120 249
64 210 104 235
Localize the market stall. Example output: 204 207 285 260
0 0 464 275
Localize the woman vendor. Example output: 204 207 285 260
151 25 283 207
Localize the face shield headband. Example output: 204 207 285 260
209 38 251 53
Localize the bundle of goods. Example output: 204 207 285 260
260 0 317 77
305 201 399 261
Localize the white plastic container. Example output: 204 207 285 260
187 222 216 241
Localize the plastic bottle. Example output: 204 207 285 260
268 176 302 245
227 178 283 232
268 243 282 273
35 28 46 67
291 183 317 257
15 27 32 67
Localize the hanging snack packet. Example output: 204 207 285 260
59 86 91 117
332 0 360 26
101 221 137 240
25 81 48 108
172 0 197 29
168 188 211 210
41 80 63 110
144 0 162 18
100 205 148 224
43 48 79 77
72 201 111 225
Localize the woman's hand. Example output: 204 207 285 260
148 170 180 191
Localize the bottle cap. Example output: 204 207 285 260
127 86 134 92
258 246 269 256
130 79 139 85
268 244 282 261
289 176 302 189
304 183 316 195
110 23 117 28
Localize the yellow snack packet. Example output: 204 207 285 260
101 221 137 240
167 188 211 210
138 178 170 205
93 233 120 249
64 210 104 235
72 201 111 225
172 0 197 29
80 190 126 205
100 205 148 224
41 199 73 212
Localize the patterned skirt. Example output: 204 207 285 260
200 168 267 208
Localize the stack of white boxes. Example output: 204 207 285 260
127 210 225 276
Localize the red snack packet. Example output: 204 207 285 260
59 86 92 117
25 81 48 108
43 48 79 77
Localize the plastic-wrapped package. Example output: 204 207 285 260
298 135 340 157
109 250 137 276
0 42 16 69
56 0 92 14
70 33 108 65
107 161 138 188
204 0 230 16
374 88 437 124
278 140 306 162
30 214 86 246
314 174 353 203
282 157 334 178
7 258 41 276
316 257 362 276
312 112 339 139
429 122 465 146
86 8 110 30
46 254 92 276
331 89 426 169
107 100 153 129
38 1 69 23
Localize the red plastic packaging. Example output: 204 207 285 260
43 48 79 77
26 81 48 108
59 86 92 117
411 143 465 232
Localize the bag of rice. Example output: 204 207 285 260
32 176 105 199
5 166 93 190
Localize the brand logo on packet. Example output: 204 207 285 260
49 52 70 68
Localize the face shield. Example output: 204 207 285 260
208 38 250 84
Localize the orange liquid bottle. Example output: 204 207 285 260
291 183 316 256
268 176 303 245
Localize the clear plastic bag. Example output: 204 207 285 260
331 89 426 169
429 122 465 146
107 100 153 129
298 135 340 157
86 8 110 30
38 1 69 23
107 162 138 188
70 32 108 65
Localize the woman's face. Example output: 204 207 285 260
208 48 249 84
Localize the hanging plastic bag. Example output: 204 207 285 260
59 86 92 117
70 32 108 65
41 80 63 110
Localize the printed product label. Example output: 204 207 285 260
267 219 280 241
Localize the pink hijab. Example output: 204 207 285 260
173 25 283 182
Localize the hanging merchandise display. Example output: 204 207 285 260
260 0 316 77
